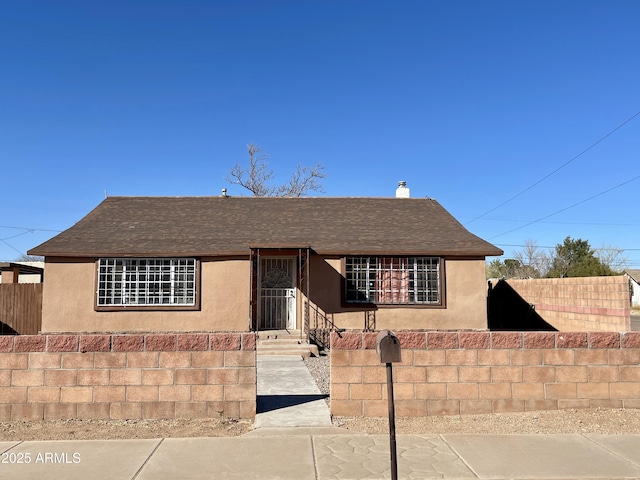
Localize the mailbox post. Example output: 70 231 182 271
376 330 401 480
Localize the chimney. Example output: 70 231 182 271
395 181 410 198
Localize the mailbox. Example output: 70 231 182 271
376 330 402 364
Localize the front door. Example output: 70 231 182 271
259 258 296 330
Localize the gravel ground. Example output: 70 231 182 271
303 352 640 435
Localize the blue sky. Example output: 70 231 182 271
1 1 639 268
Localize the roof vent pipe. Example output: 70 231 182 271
395 181 410 198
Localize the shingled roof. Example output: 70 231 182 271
29 196 503 257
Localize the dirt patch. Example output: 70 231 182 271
2 408 640 441
0 418 251 441
335 408 640 435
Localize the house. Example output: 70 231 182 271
625 270 640 307
0 262 44 284
28 194 502 337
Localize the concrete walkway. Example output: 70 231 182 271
2 433 640 479
254 355 332 428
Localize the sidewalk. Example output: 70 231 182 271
2 431 640 479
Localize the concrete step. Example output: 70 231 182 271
258 337 306 346
256 330 319 357
257 343 319 358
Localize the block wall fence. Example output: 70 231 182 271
330 330 640 417
507 276 631 332
0 333 256 421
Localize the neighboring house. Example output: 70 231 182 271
0 262 44 284
28 195 502 336
625 270 640 307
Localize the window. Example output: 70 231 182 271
97 258 197 307
345 257 441 305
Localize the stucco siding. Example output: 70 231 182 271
41 258 249 333
307 257 488 331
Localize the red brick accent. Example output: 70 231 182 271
80 335 111 352
210 333 241 351
524 332 556 349
589 332 621 349
14 336 46 352
177 334 209 351
113 335 145 352
396 332 426 349
622 333 640 348
491 332 522 349
427 332 459 349
363 333 377 349
459 332 490 349
47 335 79 352
241 333 256 351
557 332 588 349
0 336 14 352
146 334 177 351
331 331 363 350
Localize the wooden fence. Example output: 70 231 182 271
0 283 42 335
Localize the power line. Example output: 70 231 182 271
475 218 639 227
0 225 61 233
494 243 640 251
488 173 640 240
0 238 25 256
465 109 640 225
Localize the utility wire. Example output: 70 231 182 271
0 238 26 256
488 173 640 240
494 243 640 251
465 109 640 225
474 218 638 227
0 225 61 232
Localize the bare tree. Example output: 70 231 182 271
595 244 629 273
513 239 551 278
227 143 326 197
15 254 44 262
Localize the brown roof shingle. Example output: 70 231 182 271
29 196 503 257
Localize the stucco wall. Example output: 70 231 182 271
41 258 250 333
330 330 640 417
507 277 631 332
41 255 489 334
307 257 489 331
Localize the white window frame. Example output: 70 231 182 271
97 258 197 308
345 256 441 305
